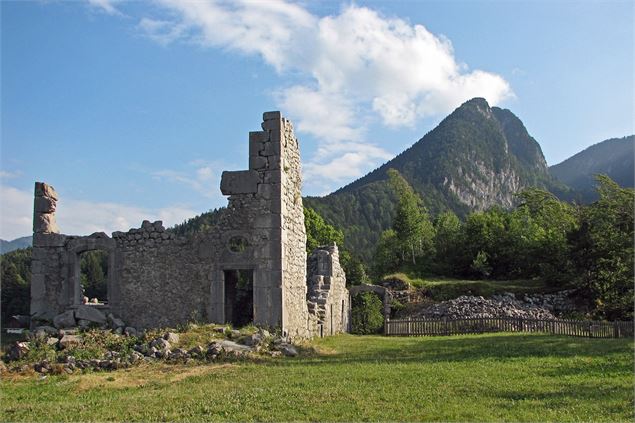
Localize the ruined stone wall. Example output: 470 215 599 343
31 112 349 338
279 117 310 338
110 221 210 329
307 245 350 336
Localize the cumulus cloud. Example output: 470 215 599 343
135 1 512 190
0 183 198 240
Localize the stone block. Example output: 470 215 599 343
261 119 281 131
249 130 268 142
35 182 58 201
33 233 66 247
249 155 268 170
257 183 272 199
268 130 282 143
59 334 81 349
30 274 46 299
263 170 281 184
250 140 263 157
263 111 281 121
262 142 280 157
75 305 107 324
53 310 76 329
253 213 282 229
34 196 56 213
34 213 60 234
220 170 260 195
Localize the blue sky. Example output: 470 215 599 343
1 0 633 240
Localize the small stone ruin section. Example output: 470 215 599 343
307 244 350 336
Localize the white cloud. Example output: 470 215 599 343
137 18 188 46
135 1 513 191
0 183 198 240
0 170 21 179
56 199 196 236
304 145 392 183
87 0 125 17
0 185 33 240
151 160 223 198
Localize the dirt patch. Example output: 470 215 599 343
75 363 234 391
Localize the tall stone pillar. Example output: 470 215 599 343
31 182 66 322
33 182 60 234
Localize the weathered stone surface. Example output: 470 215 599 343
53 310 76 329
216 340 253 353
220 170 260 195
249 155 268 170
124 327 138 337
6 342 30 361
34 182 58 200
59 334 82 349
107 314 126 329
276 343 298 357
46 337 59 346
163 332 179 344
150 338 171 351
34 196 56 213
263 111 281 121
35 326 58 336
33 213 60 234
75 306 107 324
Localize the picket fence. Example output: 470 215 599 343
384 316 634 338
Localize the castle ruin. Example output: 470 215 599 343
30 112 350 339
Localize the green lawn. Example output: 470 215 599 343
1 333 633 422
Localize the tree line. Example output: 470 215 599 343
371 170 633 320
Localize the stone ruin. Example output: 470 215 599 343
30 112 350 339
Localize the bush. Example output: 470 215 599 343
351 292 384 334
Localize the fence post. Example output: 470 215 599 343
444 317 448 336
613 321 620 338
384 318 389 336
408 317 412 336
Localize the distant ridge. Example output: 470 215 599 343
0 236 32 254
550 135 634 202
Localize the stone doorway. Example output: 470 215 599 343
224 269 254 327
78 250 109 304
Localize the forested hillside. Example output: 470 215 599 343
550 135 634 202
306 98 567 259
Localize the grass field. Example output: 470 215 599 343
1 333 633 422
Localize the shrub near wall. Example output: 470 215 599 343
351 292 384 334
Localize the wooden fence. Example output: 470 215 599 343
384 317 634 339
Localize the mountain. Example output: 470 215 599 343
0 236 32 254
549 135 634 202
305 98 564 260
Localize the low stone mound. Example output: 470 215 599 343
415 294 556 320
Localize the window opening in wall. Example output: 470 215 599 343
228 236 248 253
79 250 109 304
224 269 254 327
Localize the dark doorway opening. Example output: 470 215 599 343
224 269 254 327
79 250 109 304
